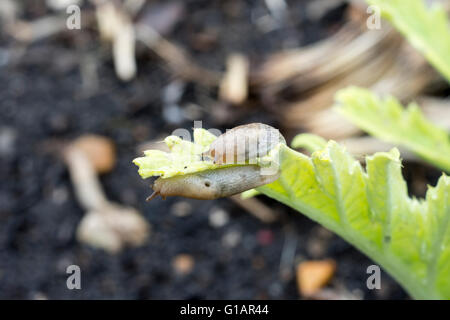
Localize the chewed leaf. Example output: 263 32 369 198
133 150 170 177
133 129 218 179
133 152 215 179
258 142 450 299
164 136 206 155
193 128 218 147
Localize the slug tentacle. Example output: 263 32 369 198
146 191 159 202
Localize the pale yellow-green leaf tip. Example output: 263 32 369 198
133 128 218 179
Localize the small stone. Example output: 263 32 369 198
56 256 73 274
48 113 70 134
132 124 150 142
222 230 241 248
0 49 9 67
208 207 229 228
172 254 195 275
268 282 283 297
257 229 274 246
183 103 203 120
162 81 185 104
0 127 16 157
162 104 184 125
171 201 192 217
252 255 265 270
51 186 69 205
296 259 337 297
32 292 48 300
306 226 334 258
189 30 218 52
120 189 137 205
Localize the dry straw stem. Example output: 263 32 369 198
252 4 390 92
96 1 137 81
0 0 19 25
135 23 221 87
219 53 249 105
286 25 398 94
303 46 440 140
229 195 278 224
282 33 400 126
8 16 68 43
252 20 364 88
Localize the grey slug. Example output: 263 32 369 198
147 123 285 201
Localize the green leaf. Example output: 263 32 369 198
335 87 450 172
291 133 328 153
240 189 261 199
258 143 450 299
368 0 450 82
133 124 450 298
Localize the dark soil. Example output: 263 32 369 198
0 0 408 299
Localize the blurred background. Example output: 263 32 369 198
2 0 448 299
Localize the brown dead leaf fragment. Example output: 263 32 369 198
297 259 337 297
72 134 116 174
96 1 136 81
64 135 149 253
173 254 195 275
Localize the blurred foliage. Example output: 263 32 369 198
335 87 450 172
291 133 328 153
368 0 450 83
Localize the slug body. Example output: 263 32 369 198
145 123 286 201
204 123 286 165
148 165 279 200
